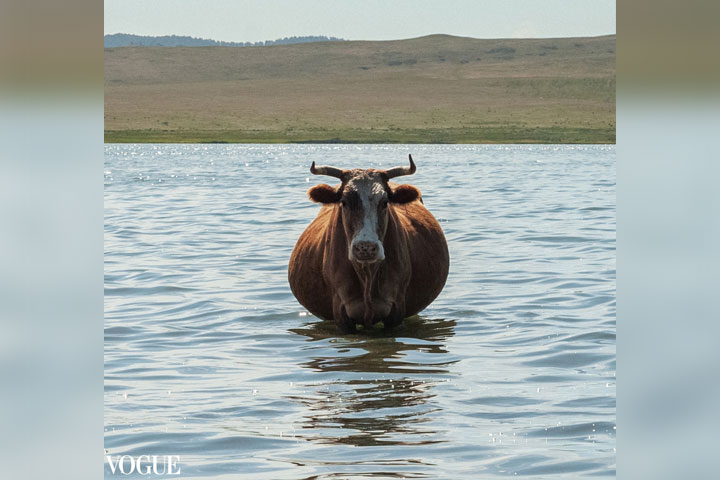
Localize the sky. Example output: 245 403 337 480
104 0 616 42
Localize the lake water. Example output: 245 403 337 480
105 144 615 478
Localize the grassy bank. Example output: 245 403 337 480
105 34 615 144
104 126 615 144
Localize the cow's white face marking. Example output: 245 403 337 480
342 174 388 263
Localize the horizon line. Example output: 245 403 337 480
104 32 617 43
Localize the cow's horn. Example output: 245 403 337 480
385 154 417 179
310 161 345 179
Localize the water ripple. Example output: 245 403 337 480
105 144 615 478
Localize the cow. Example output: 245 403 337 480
288 155 449 332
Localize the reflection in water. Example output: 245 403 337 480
288 317 456 449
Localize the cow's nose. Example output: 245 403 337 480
353 241 380 261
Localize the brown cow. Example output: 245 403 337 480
288 155 449 332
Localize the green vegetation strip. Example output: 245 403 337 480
105 127 615 144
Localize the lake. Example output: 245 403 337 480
105 144 615 478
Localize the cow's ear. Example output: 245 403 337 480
308 184 342 203
389 184 420 204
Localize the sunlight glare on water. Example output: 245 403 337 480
104 144 615 478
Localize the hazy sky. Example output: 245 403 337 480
104 0 615 41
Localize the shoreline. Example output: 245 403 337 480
105 127 615 144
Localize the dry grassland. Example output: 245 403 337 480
104 34 615 143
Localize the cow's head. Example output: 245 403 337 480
307 155 420 264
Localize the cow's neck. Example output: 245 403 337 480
351 260 382 328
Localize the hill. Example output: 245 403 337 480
104 34 615 143
104 34 345 48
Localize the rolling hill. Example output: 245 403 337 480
104 34 615 143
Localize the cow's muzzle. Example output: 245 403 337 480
351 241 385 263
